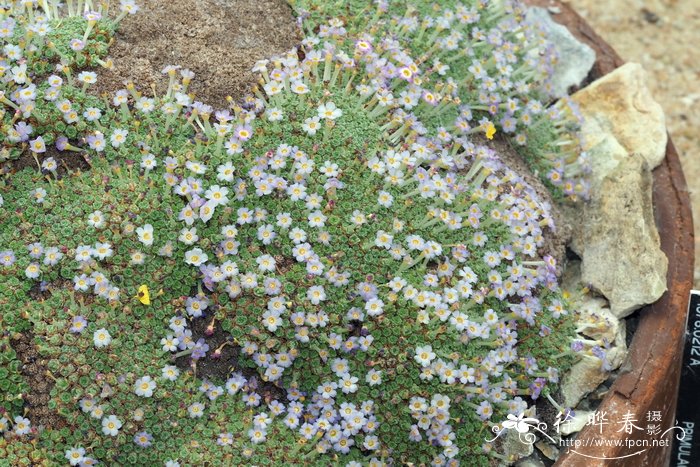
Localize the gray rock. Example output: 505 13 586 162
561 356 609 409
527 7 596 98
574 114 630 190
561 258 583 291
502 427 535 463
535 441 560 461
570 155 667 317
563 63 669 317
516 458 546 467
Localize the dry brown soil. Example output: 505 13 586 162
94 0 300 107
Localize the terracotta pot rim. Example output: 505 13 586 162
524 2 695 466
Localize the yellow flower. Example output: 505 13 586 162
137 284 151 305
485 122 497 140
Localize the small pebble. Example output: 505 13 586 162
641 8 660 24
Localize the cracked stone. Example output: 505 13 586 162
569 156 668 317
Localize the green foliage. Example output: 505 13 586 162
0 1 589 465
0 337 29 416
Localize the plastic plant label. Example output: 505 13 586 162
671 290 700 466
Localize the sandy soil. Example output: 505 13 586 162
94 0 300 108
563 0 700 285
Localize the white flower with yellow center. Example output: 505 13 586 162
136 224 154 246
307 285 326 305
87 210 105 228
93 329 112 348
161 365 180 381
101 415 122 436
414 345 436 367
302 116 321 135
317 101 342 120
187 402 205 418
184 248 208 266
65 447 85 466
134 376 156 397
178 227 198 245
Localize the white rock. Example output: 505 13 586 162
561 357 606 408
570 155 668 317
560 337 628 408
574 115 629 190
573 62 667 172
564 63 669 316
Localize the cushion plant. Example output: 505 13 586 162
0 0 595 465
